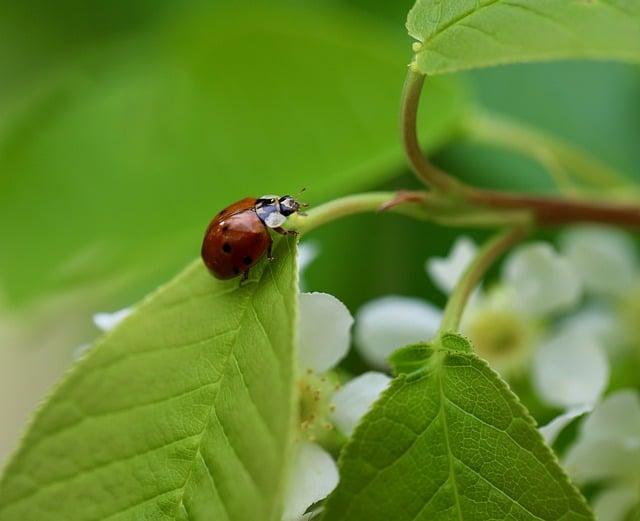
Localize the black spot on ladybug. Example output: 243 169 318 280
222 225 229 232
222 242 232 253
233 267 240 275
243 256 253 265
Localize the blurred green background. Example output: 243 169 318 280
1 0 639 466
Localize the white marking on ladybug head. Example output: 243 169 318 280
264 211 287 228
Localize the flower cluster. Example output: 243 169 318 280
352 226 640 521
91 229 640 520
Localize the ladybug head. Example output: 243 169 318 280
278 195 301 216
255 194 303 228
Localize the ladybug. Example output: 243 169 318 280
201 194 303 280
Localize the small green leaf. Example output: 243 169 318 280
407 0 640 75
323 341 594 520
389 343 433 377
439 332 472 353
0 237 298 520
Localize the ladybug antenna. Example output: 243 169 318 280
297 188 309 208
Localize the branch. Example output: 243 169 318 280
403 69 640 229
467 189 640 228
439 227 528 333
400 67 465 193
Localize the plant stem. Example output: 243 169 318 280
438 227 528 334
403 69 640 229
462 111 627 190
401 67 465 193
288 192 426 235
467 189 640 227
288 191 534 236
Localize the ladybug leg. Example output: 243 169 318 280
239 269 250 286
273 226 298 236
267 242 274 262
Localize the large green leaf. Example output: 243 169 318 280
0 2 466 307
0 237 298 520
323 334 593 520
407 0 640 75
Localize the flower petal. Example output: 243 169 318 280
539 405 592 446
592 482 640 521
532 329 609 409
426 237 477 294
298 292 353 374
282 442 339 521
560 225 637 298
564 438 640 483
354 296 442 369
564 390 640 482
560 305 622 349
331 372 391 437
580 389 640 444
298 242 320 291
93 307 132 332
502 242 582 317
298 242 320 274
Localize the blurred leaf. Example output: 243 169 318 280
0 237 298 520
438 62 640 192
323 335 593 520
470 62 640 176
408 0 640 75
0 2 465 307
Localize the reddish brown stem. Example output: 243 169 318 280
468 189 640 228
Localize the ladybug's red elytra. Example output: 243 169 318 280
201 195 303 280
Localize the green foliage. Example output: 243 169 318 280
323 334 594 520
407 0 640 75
0 237 298 520
0 2 465 307
3 1 640 519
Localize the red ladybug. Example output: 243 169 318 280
201 195 302 280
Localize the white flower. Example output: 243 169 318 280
564 390 640 482
298 242 320 274
282 442 338 521
532 328 609 411
354 296 442 369
284 292 390 520
298 241 320 291
539 405 592 446
502 242 582 317
93 307 132 332
426 237 477 294
531 314 611 445
73 307 133 359
331 372 391 436
461 287 538 376
559 305 622 349
560 226 637 298
298 293 352 374
592 482 640 521
563 390 640 521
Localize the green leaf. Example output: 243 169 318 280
407 0 640 75
323 334 594 521
0 2 466 307
0 237 298 520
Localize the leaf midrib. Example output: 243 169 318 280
437 368 464 521
418 0 501 45
173 281 259 519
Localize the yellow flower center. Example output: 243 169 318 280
297 369 338 443
465 308 535 375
